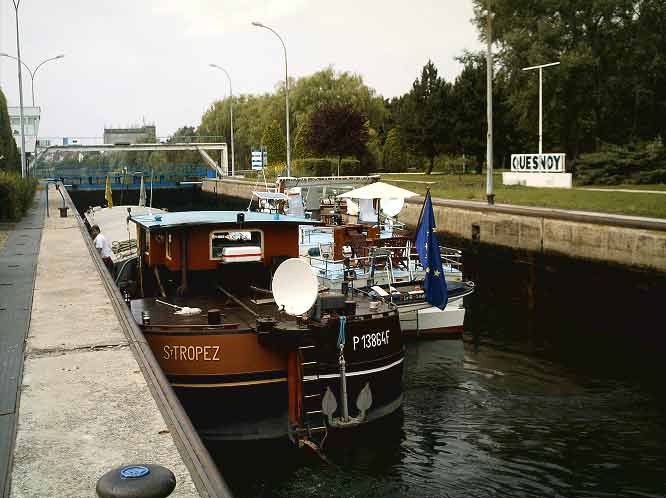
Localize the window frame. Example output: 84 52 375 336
209 228 264 261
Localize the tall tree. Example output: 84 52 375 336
472 0 666 157
292 120 311 160
0 88 19 172
305 103 369 175
397 61 452 174
261 119 286 166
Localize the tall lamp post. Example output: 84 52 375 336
0 53 65 106
209 64 235 177
522 61 560 154
10 0 27 177
252 21 291 177
485 0 494 205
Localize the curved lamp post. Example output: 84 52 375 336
252 21 291 177
209 64 235 177
0 53 65 106
9 0 26 177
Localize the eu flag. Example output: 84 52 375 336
415 191 448 309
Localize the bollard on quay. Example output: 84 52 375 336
96 464 176 498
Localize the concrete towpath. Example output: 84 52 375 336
2 185 202 498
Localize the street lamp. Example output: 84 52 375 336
209 64 235 177
522 61 560 154
485 0 494 205
9 0 27 177
252 21 291 177
0 53 65 106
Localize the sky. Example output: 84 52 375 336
0 0 482 139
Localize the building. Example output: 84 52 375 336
8 106 41 154
103 125 156 145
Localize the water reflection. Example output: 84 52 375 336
208 336 666 498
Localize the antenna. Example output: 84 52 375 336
272 258 318 316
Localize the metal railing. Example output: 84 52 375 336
307 244 463 285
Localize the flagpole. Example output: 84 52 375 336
415 189 431 232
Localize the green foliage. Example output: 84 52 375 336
305 103 369 175
292 158 361 177
0 88 20 172
472 0 666 157
382 127 407 172
261 119 286 166
292 120 310 160
290 67 386 131
392 61 453 174
0 171 37 220
574 139 666 185
293 158 333 177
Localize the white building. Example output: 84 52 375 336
8 106 41 154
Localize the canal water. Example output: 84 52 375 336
205 241 666 498
69 189 666 497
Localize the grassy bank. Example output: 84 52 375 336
0 172 38 221
381 173 666 219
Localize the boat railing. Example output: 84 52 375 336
307 243 463 283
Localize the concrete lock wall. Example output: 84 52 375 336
401 198 666 272
202 178 256 199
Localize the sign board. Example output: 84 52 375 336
511 153 565 173
251 149 266 170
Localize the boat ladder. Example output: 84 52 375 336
295 342 328 447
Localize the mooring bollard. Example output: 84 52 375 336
96 464 176 498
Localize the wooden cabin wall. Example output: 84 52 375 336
143 223 301 272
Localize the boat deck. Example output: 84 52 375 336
130 290 396 330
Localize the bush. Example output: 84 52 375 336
575 139 666 185
292 158 362 176
0 172 38 221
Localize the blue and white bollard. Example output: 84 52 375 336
96 464 176 498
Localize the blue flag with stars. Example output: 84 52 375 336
415 191 448 309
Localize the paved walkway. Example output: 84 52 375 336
0 193 43 498
3 185 200 498
578 187 666 195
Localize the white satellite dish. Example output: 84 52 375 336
381 198 404 218
272 258 318 316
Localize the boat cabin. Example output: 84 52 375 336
129 211 319 298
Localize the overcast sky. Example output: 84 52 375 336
0 1 482 139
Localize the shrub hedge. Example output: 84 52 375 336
0 172 38 221
575 139 666 185
292 158 363 176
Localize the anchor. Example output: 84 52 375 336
321 315 373 428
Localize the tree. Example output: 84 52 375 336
0 88 19 172
261 119 286 167
290 67 386 131
396 61 452 174
292 120 310 160
472 0 666 157
382 127 406 172
305 103 369 176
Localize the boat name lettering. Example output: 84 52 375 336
353 330 390 351
162 345 221 361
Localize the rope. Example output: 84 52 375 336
337 316 346 350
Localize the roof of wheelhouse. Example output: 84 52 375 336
129 210 319 230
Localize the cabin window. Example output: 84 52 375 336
166 233 173 260
210 230 263 261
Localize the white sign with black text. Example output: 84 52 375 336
511 153 565 173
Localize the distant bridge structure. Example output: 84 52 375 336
30 142 229 178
